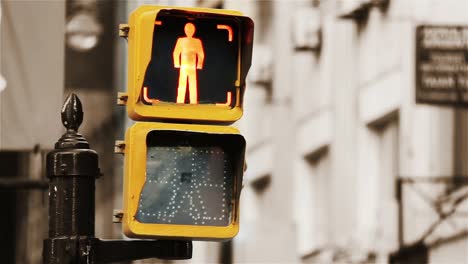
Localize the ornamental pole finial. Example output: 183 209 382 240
61 93 83 131
55 93 89 149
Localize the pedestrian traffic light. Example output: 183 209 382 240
122 122 245 240
124 6 254 123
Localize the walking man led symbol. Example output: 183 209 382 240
173 23 205 104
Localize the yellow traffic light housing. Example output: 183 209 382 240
122 122 245 240
119 5 252 242
125 6 254 123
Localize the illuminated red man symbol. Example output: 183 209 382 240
173 23 205 104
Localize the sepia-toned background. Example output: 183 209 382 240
0 0 467 263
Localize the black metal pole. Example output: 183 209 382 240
43 94 192 263
43 93 100 263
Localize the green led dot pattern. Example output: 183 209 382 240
136 146 233 226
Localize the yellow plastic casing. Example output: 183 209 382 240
126 6 252 123
122 122 245 240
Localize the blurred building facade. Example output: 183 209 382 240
1 0 468 263
223 0 468 263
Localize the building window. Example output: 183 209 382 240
295 146 330 260
372 117 400 258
